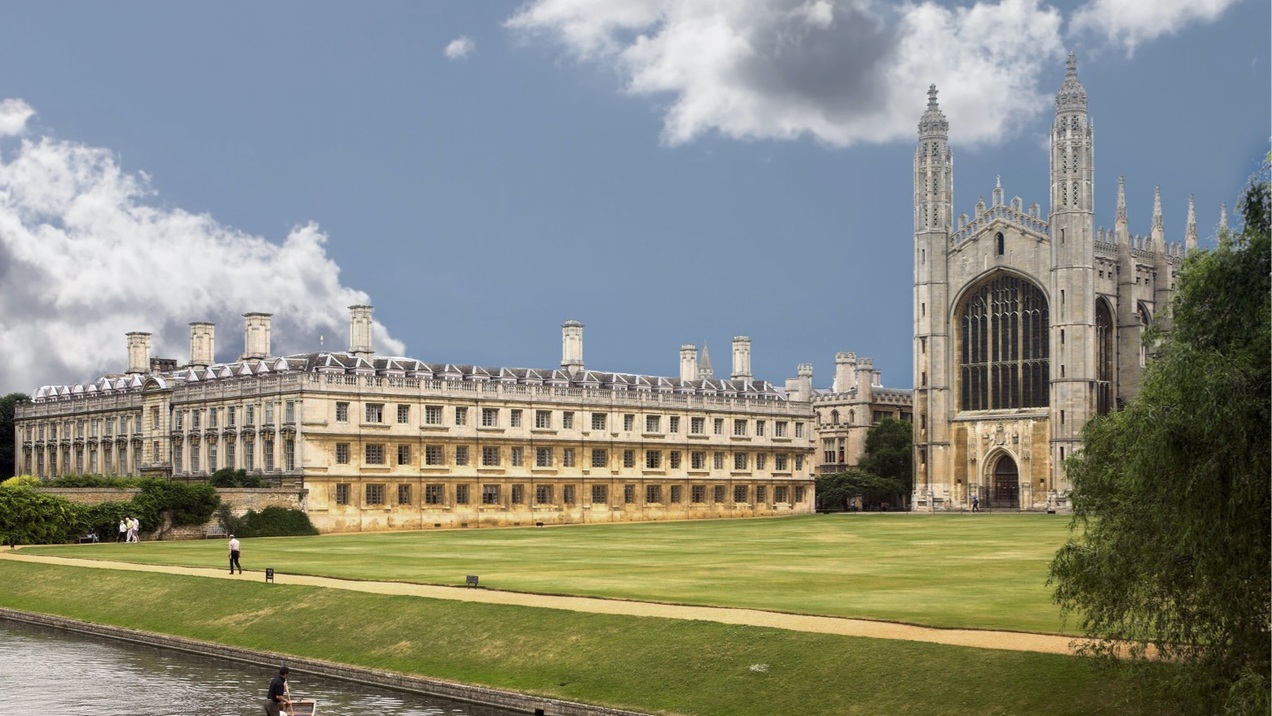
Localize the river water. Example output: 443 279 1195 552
0 620 522 716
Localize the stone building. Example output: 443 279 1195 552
912 56 1195 511
810 352 912 476
14 310 816 532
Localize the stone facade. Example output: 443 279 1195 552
912 56 1192 511
810 352 912 477
15 313 817 532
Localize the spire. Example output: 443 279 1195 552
1115 176 1128 239
1152 185 1164 232
1055 52 1087 112
1219 203 1228 234
992 175 1004 206
698 343 714 380
919 84 949 137
1185 194 1197 254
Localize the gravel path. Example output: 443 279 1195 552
0 551 1080 655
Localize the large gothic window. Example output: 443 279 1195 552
1095 300 1113 415
959 274 1050 410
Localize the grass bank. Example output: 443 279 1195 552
27 513 1074 633
0 560 1173 716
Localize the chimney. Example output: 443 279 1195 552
679 345 698 382
730 336 752 381
857 357 876 403
561 320 584 373
241 312 272 361
126 332 151 374
349 305 374 360
189 322 215 367
833 352 857 394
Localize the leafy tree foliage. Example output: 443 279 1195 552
209 467 266 488
0 392 31 480
857 417 914 495
1049 169 1270 714
815 470 905 512
230 506 319 538
0 486 80 545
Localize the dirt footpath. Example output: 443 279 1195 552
0 551 1081 655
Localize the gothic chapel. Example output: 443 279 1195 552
912 56 1194 510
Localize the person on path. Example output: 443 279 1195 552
117 519 127 543
228 534 242 574
263 666 291 716
129 517 140 542
971 494 980 512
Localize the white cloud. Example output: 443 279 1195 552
507 0 1066 147
0 103 405 391
1070 0 1240 53
444 35 476 60
0 99 35 137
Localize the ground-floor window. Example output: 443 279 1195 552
623 484 636 504
692 485 706 503
713 486 725 503
336 483 350 505
646 485 661 504
425 484 443 504
755 486 766 504
563 485 576 504
795 486 806 503
591 484 607 504
670 485 682 503
456 484 470 504
397 484 412 505
482 484 501 505
734 485 747 504
775 486 789 503
366 483 385 505
511 484 525 504
535 485 552 504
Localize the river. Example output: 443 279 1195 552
0 619 522 716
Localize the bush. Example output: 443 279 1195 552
209 468 266 488
132 479 220 529
77 501 135 542
232 507 319 538
1 475 41 488
46 474 142 488
0 487 79 545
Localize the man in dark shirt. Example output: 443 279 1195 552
264 666 291 716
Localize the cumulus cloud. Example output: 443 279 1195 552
444 35 476 60
508 0 1066 147
1070 0 1240 53
0 105 405 391
0 99 35 137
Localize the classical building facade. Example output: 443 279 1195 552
15 310 817 532
810 353 912 476
912 56 1194 511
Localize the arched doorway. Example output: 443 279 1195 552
991 454 1020 508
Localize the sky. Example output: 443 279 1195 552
0 0 1267 395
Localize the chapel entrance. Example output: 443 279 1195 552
991 455 1020 509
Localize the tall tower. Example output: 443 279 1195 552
560 320 584 374
1047 53 1096 492
349 305 374 361
913 84 953 503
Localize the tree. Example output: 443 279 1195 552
1049 168 1270 715
815 469 905 512
0 392 31 480
857 417 914 496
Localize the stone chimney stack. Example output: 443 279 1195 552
189 322 215 368
730 336 752 381
126 332 152 374
679 345 698 382
833 352 857 394
241 312 272 361
561 320 584 373
349 305 374 361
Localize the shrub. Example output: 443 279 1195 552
46 474 142 488
1 475 41 488
233 507 319 538
0 487 79 545
209 468 266 488
132 479 220 529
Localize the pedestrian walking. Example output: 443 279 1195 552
117 519 127 543
228 534 242 574
971 494 980 512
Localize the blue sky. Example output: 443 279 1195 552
0 0 1267 394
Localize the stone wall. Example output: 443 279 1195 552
36 487 307 540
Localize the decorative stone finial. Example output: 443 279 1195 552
1115 176 1127 225
927 84 939 108
1185 194 1197 253
919 83 949 136
1056 53 1087 112
1152 185 1164 231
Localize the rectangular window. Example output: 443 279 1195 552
776 486 790 503
755 420 766 437
691 451 705 470
336 483 350 505
591 449 607 468
366 484 385 505
535 410 552 429
775 421 787 437
669 451 681 469
734 453 747 470
562 448 576 467
365 444 385 465
481 408 499 427
668 416 680 434
263 441 274 472
623 449 635 468
563 484 576 504
397 445 411 466
734 419 747 436
482 484 500 505
591 484 607 504
455 484 470 504
795 455 804 471
190 411 200 430
455 407 468 426
670 485 683 503
174 412 184 430
775 454 788 471
425 445 443 465
284 439 295 471
397 404 410 424
623 414 635 431
645 450 661 469
397 484 412 505
591 413 606 430
456 446 469 465
713 418 724 435
645 485 661 504
227 408 236 427
173 444 183 471
511 484 525 504
191 449 200 473
510 409 522 428
795 486 806 503
511 446 524 466
623 484 636 504
734 485 747 503
365 403 384 423
425 484 443 504
207 410 217 429
691 417 704 434
756 485 766 504
245 442 254 471
645 415 660 433
425 405 443 425
755 454 766 470
264 403 275 426
336 402 349 422
535 485 552 504
482 446 500 466
713 452 724 470
535 447 552 467
226 442 235 469
713 485 725 503
795 422 805 438
691 485 706 503
284 402 295 423
246 405 255 426
562 412 574 429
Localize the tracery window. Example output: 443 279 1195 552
959 274 1049 410
1095 300 1113 415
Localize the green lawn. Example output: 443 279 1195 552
0 560 1175 716
25 513 1076 633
